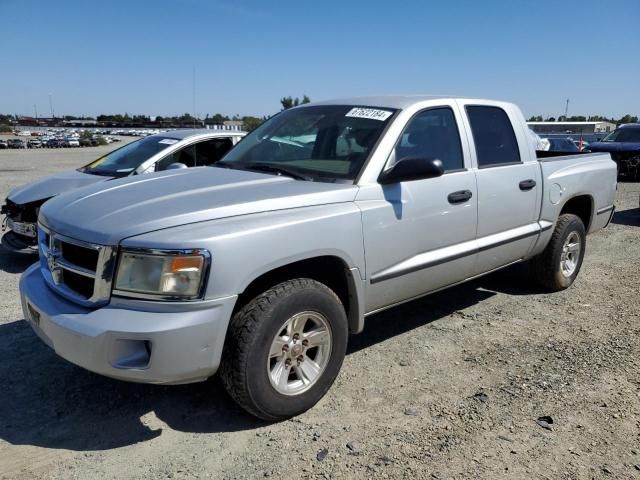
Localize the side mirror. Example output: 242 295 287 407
166 162 188 170
379 157 444 184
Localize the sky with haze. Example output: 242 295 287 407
1 0 638 119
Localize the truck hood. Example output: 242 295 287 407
589 142 640 153
40 167 359 245
7 169 111 206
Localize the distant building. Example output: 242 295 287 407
527 121 616 134
63 119 98 126
206 120 244 131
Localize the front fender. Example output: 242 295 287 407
120 203 366 301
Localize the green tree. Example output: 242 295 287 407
280 95 311 110
280 96 295 110
207 113 229 124
242 116 263 132
618 114 638 124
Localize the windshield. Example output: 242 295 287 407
216 105 397 182
602 127 640 143
79 136 179 176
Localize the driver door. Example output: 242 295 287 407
359 106 479 312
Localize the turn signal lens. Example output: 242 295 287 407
169 256 203 273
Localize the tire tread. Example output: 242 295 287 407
220 278 341 420
532 213 585 291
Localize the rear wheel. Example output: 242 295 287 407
532 213 586 291
220 278 348 421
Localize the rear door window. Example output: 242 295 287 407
466 106 521 168
195 138 234 166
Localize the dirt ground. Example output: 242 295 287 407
0 146 638 480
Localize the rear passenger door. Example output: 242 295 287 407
459 102 541 274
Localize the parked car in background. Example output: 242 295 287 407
18 96 616 420
0 140 8 149
548 137 579 152
572 139 590 152
79 137 98 147
63 138 80 147
2 129 245 253
588 124 640 179
27 139 42 148
8 139 26 149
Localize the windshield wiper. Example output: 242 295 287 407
212 160 237 169
243 163 313 181
79 168 116 177
213 161 313 181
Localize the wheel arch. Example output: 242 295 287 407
558 194 594 232
233 255 365 334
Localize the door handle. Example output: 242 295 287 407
447 190 473 204
519 179 537 191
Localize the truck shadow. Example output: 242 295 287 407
610 208 640 227
0 268 542 452
0 247 37 274
0 320 264 452
348 264 545 354
348 283 495 354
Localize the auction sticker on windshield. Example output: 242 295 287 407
158 139 179 145
345 107 393 121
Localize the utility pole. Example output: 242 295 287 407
48 93 55 118
564 98 569 119
192 66 197 128
34 104 38 119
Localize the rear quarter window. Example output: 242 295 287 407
466 106 521 168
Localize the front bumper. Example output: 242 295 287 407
19 263 237 384
2 230 38 254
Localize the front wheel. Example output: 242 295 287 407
532 213 586 291
220 278 348 421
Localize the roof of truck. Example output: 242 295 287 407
307 95 497 110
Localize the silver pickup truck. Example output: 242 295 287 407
19 96 616 420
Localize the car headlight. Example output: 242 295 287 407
114 249 210 300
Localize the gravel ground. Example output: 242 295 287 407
0 146 639 480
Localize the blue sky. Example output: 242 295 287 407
1 0 638 119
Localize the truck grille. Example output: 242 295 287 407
60 241 100 271
38 223 117 307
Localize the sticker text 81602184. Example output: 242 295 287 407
345 107 393 121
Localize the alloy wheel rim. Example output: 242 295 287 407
560 231 581 278
267 311 332 396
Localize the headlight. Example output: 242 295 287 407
114 249 210 300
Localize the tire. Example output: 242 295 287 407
220 278 348 421
532 213 586 291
